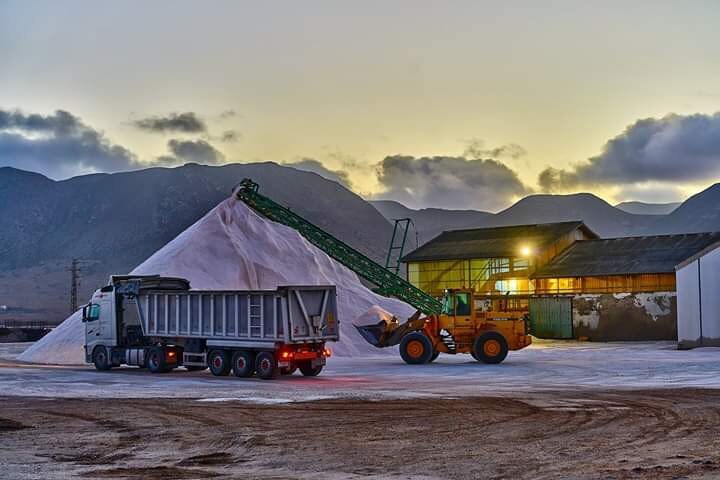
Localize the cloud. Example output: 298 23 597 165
375 155 529 211
463 138 527 160
219 130 241 143
133 112 207 133
219 110 237 119
0 108 139 178
539 112 720 191
283 158 352 188
165 139 224 164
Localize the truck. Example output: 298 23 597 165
235 178 532 364
82 275 338 379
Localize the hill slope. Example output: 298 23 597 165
615 201 681 215
0 163 393 322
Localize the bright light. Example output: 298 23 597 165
520 245 533 257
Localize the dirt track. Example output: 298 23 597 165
2 390 720 479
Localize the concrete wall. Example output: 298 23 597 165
572 292 677 341
677 246 720 349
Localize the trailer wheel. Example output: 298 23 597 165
231 350 255 378
473 332 509 364
399 332 433 364
298 362 323 377
255 352 279 380
92 346 111 371
208 350 231 376
147 347 169 373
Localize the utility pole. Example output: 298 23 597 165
69 258 80 313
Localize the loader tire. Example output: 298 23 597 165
473 332 509 364
92 346 111 371
232 350 255 378
208 349 231 376
400 332 433 364
255 351 279 380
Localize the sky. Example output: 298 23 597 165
2 0 720 211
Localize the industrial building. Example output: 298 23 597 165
401 222 720 341
676 241 720 349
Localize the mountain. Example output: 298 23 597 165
615 201 681 215
654 183 720 234
370 200 493 244
0 163 393 323
489 193 659 237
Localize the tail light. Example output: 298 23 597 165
280 350 294 359
323 347 332 358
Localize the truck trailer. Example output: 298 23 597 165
82 275 338 379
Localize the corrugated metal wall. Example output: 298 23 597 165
529 297 573 339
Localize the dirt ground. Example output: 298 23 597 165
2 390 720 480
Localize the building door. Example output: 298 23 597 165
529 297 573 339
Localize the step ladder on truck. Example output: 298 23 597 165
234 178 532 365
82 275 337 379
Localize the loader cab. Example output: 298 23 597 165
441 289 473 317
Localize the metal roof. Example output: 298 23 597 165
532 232 720 278
401 221 597 262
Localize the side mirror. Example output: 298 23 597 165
81 305 88 323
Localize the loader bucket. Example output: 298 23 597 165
354 311 426 348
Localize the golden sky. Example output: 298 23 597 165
2 1 720 210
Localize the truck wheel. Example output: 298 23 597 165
231 350 254 378
255 352 279 380
298 362 323 377
147 347 168 373
428 350 440 363
399 332 433 364
473 332 509 364
208 350 231 376
92 346 111 371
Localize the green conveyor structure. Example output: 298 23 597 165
234 178 443 316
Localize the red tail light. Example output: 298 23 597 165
323 347 332 357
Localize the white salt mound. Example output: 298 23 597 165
19 196 414 364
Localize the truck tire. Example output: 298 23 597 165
231 350 254 378
92 346 111 371
298 362 323 377
399 332 433 364
473 332 509 364
147 347 169 373
255 351 279 380
208 350 231 376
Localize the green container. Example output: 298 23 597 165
529 297 573 339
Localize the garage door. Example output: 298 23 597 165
529 297 573 339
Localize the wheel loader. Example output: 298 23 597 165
235 178 532 365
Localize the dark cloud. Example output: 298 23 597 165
463 138 527 160
166 139 224 164
539 113 720 191
375 155 529 211
133 112 207 133
283 158 351 188
219 130 241 143
0 108 139 178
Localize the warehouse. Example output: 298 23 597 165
531 233 720 340
402 223 720 341
676 241 720 349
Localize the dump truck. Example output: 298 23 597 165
234 179 531 364
82 275 338 379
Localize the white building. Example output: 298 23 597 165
676 242 720 349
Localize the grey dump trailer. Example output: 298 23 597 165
82 275 338 379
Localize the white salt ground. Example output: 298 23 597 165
18 196 414 365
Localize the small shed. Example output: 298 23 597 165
676 241 720 349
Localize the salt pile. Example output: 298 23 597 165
19 195 415 364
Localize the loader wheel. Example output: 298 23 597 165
208 350 231 376
400 332 433 364
255 352 279 380
92 346 111 371
232 350 255 378
299 362 323 377
473 332 509 364
147 347 169 373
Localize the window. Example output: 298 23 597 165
86 304 101 322
455 293 471 316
